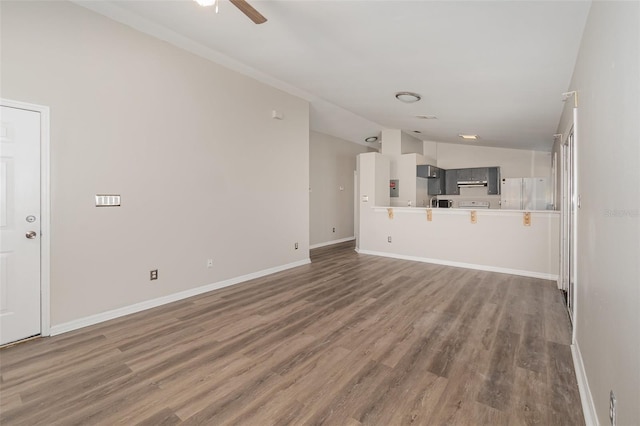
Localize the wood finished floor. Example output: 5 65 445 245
0 242 584 425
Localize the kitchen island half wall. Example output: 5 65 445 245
357 207 559 281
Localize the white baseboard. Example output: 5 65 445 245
49 258 311 336
356 249 558 281
310 237 355 250
572 342 599 426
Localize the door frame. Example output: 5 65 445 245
559 106 578 344
1 98 51 338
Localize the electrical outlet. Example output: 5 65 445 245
387 236 392 243
150 269 158 280
332 227 336 233
295 242 299 250
609 390 616 426
207 259 213 268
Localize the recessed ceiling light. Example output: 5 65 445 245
364 136 379 143
416 115 438 120
458 134 479 140
395 92 422 103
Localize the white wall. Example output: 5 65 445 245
309 131 372 247
557 2 640 425
357 152 390 208
400 131 423 155
1 1 310 326
398 153 429 208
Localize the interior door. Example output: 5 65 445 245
0 105 41 345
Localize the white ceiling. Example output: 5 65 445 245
79 0 591 151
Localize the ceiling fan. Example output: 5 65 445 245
194 0 267 25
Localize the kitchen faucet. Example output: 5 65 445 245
429 196 438 208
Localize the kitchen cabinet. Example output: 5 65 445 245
444 169 459 195
443 167 500 195
471 167 488 182
427 177 446 195
488 167 500 195
455 168 471 182
454 167 488 183
417 165 446 195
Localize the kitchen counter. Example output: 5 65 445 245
377 206 559 215
357 206 559 280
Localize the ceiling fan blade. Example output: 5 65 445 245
229 0 267 24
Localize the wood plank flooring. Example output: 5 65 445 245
0 242 584 425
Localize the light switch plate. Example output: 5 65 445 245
95 194 121 207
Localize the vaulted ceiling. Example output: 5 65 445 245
79 0 591 151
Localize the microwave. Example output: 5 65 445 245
432 199 453 208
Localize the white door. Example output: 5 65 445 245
0 106 41 345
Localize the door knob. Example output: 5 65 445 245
26 231 37 239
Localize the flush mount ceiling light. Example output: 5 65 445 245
195 0 217 8
364 136 379 143
458 134 479 140
395 92 422 103
416 115 438 120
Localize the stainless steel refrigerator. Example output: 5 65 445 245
500 178 551 210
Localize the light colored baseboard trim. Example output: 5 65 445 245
356 249 558 281
310 237 355 250
571 342 599 426
50 258 311 336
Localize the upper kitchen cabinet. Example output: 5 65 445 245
445 169 460 195
417 165 446 195
471 167 489 182
427 176 446 195
487 167 501 195
443 167 501 195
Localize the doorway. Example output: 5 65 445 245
0 100 50 346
